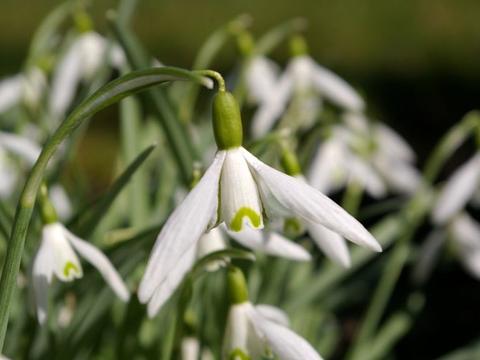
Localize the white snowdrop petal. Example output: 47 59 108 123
306 221 351 268
32 238 54 324
223 303 265 359
348 155 386 199
255 304 290 327
221 148 263 232
42 223 83 282
374 155 421 195
246 56 279 104
181 337 201 360
309 57 364 112
0 75 23 112
226 225 311 262
147 245 197 317
49 184 73 221
308 138 348 194
65 228 130 302
49 40 83 117
251 70 293 138
0 131 41 165
241 148 381 252
138 151 225 303
432 153 480 224
450 214 480 279
248 307 323 360
375 123 416 162
196 227 227 272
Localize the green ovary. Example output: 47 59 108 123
230 207 262 232
63 261 80 278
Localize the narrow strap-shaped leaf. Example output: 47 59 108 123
70 145 155 238
0 66 210 351
108 13 200 185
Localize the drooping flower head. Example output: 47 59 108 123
223 266 323 359
139 82 380 316
32 185 129 324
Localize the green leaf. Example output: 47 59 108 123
70 145 155 238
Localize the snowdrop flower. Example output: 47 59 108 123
49 32 125 119
33 186 129 324
245 56 279 105
432 153 480 224
449 213 480 279
223 267 323 359
139 89 380 315
0 67 46 113
33 222 130 323
181 337 214 360
0 354 11 360
252 36 364 138
0 131 41 197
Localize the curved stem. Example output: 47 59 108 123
194 70 226 92
0 67 208 351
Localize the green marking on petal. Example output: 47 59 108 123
229 348 251 360
229 207 262 232
63 261 80 278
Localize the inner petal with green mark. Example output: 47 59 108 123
63 261 81 278
230 207 263 232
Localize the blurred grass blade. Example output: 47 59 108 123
0 66 211 351
26 1 73 67
255 18 307 55
108 12 201 185
71 145 155 238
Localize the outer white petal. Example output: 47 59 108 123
255 304 290 327
374 155 421 195
225 224 311 262
42 223 82 281
65 227 130 302
196 227 227 272
32 237 55 324
451 213 480 279
306 222 351 267
49 184 73 220
248 307 323 360
432 153 480 224
147 245 197 317
181 337 200 360
138 151 225 303
220 148 263 231
22 67 46 110
49 39 83 117
0 150 17 197
241 148 381 252
348 155 386 198
246 56 279 104
0 75 23 112
374 123 416 162
308 138 348 194
0 354 11 360
0 131 41 164
251 69 294 138
308 57 364 112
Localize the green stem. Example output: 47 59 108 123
342 181 364 217
194 70 226 92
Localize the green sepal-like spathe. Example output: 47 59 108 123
213 91 243 150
